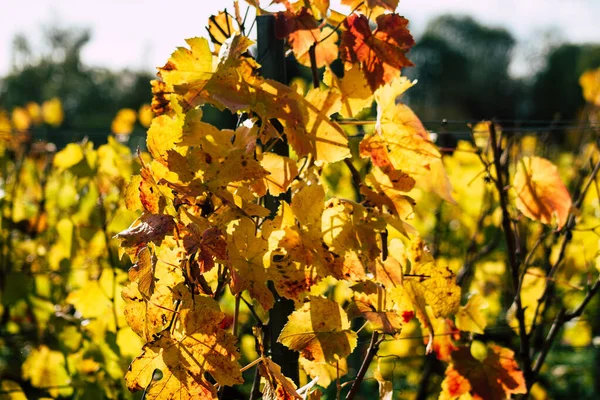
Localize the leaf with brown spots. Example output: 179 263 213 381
278 296 357 363
125 294 242 398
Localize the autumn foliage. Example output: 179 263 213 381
2 1 600 399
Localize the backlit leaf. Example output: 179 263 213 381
324 65 373 118
579 67 600 106
513 156 572 229
455 293 488 335
278 296 357 363
340 13 414 91
440 345 526 400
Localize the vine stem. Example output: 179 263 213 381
488 122 533 385
345 331 381 400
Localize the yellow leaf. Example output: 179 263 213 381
397 238 461 329
111 108 137 135
53 143 84 171
508 267 545 334
513 156 572 229
22 345 72 398
138 103 154 127
11 107 30 131
297 27 339 68
375 77 454 203
300 87 351 163
159 37 214 92
42 97 64 127
324 64 373 118
124 175 143 211
579 67 600 106
147 114 183 162
207 10 239 54
128 246 155 298
253 153 299 196
26 102 42 124
299 358 348 389
227 217 274 311
278 296 357 363
259 357 302 399
347 300 403 335
123 249 184 342
0 380 27 400
125 294 241 397
455 293 488 334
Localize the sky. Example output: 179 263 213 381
1 0 599 77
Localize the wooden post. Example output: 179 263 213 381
257 14 300 385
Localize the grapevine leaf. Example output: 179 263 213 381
207 10 239 54
579 67 600 106
278 296 357 363
0 380 27 400
123 245 184 341
111 108 137 135
374 361 393 400
396 238 461 329
513 156 572 229
125 334 218 399
374 77 454 203
292 87 350 163
299 357 348 389
158 37 214 99
252 153 299 196
115 214 175 249
128 246 155 298
275 7 320 59
340 13 414 91
321 198 385 281
455 293 488 335
324 65 373 118
258 357 302 400
227 217 274 311
22 345 72 398
126 294 242 397
296 27 339 68
425 317 460 362
440 345 526 400
346 300 403 335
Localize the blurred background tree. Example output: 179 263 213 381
0 25 154 148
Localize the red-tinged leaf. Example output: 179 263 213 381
341 13 414 91
513 156 572 229
275 8 320 59
440 345 526 400
183 226 228 274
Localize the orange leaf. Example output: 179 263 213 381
440 345 526 400
275 8 320 59
340 13 414 91
513 156 572 229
